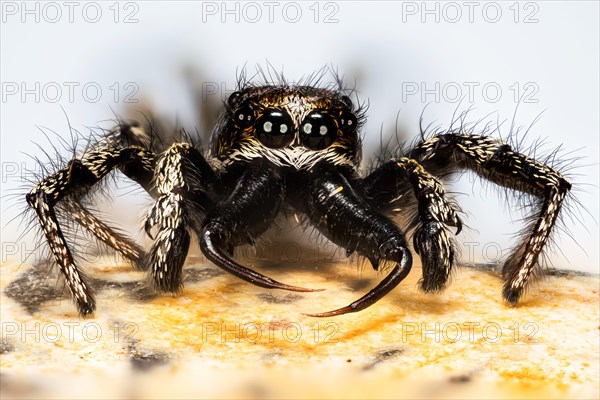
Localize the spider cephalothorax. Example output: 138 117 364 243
212 85 363 171
25 73 572 317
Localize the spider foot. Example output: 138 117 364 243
149 226 191 293
413 221 457 293
501 251 533 307
76 297 97 317
502 284 522 307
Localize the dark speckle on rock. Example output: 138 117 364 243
261 352 283 361
4 260 160 314
130 351 170 372
127 341 170 372
4 261 62 314
4 262 227 314
449 374 472 383
91 278 157 302
461 263 596 278
183 267 225 283
544 268 595 277
243 382 271 398
363 348 404 371
1 339 14 354
347 278 373 292
128 284 158 302
257 293 303 304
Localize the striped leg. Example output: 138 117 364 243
144 143 217 292
410 134 572 305
26 146 155 315
66 200 147 270
363 158 462 292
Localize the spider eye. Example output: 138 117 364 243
339 111 357 133
234 107 254 129
341 95 353 109
300 112 337 150
227 91 243 108
255 109 294 148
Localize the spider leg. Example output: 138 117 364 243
41 122 158 269
409 133 572 305
298 166 413 317
144 143 218 292
26 145 155 316
362 158 462 292
66 200 147 269
198 166 320 293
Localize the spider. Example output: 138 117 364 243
25 73 572 317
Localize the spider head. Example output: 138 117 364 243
212 85 364 170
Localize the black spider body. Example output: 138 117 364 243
26 76 572 317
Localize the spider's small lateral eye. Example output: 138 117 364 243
234 107 254 129
227 91 243 108
341 95 353 109
300 112 338 150
255 109 294 148
339 110 358 133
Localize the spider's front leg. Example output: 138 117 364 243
298 165 413 317
362 158 463 293
147 150 317 294
410 133 572 305
143 143 217 292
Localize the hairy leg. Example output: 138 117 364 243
27 145 155 315
66 200 147 270
362 158 462 292
409 133 572 304
144 142 219 292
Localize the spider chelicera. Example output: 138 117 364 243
26 74 572 317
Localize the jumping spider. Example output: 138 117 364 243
26 75 572 317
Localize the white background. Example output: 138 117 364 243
1 1 598 273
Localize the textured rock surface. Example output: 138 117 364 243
1 253 598 399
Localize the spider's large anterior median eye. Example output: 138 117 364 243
300 112 338 150
255 109 294 148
